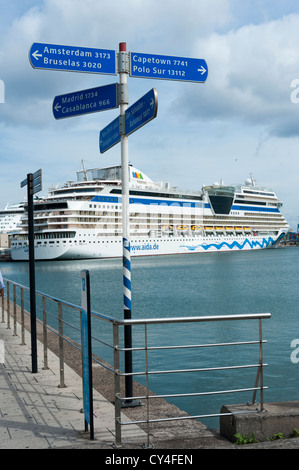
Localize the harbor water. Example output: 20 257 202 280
1 246 299 428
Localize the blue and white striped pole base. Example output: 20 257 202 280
123 237 133 402
123 237 132 313
122 238 142 407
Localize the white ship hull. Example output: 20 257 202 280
11 232 284 261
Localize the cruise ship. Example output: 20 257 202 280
10 165 290 260
0 203 24 234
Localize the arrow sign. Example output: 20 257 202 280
130 52 208 83
20 169 42 195
29 42 116 75
125 88 158 136
99 88 158 153
99 116 120 154
53 84 118 119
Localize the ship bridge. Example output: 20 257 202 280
203 184 235 215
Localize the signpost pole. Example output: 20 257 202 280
119 42 133 404
27 173 38 374
21 169 42 374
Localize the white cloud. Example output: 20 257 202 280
0 0 299 229
175 14 299 138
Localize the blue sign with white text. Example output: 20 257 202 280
99 116 120 153
29 42 116 75
130 52 208 83
53 83 118 119
125 88 158 136
99 88 158 153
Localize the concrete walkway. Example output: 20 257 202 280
0 319 146 449
2 313 299 450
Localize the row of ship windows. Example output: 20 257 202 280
14 238 191 246
13 240 124 246
13 231 270 247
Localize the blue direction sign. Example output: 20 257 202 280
53 83 118 120
125 88 158 136
20 169 42 195
99 116 120 153
99 88 158 153
130 52 208 83
29 42 116 75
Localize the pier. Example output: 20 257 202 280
1 278 299 449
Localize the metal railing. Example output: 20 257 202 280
1 277 271 447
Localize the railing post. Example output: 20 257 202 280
144 323 151 448
1 285 5 323
6 281 10 329
80 308 84 406
20 287 25 345
113 322 122 447
252 318 265 410
259 318 264 411
42 296 48 370
58 302 66 388
13 284 17 336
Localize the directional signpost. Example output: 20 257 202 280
20 169 42 374
53 83 118 119
130 51 208 83
29 39 208 405
29 42 116 75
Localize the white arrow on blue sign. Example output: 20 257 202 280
29 42 116 75
53 84 118 120
130 52 208 83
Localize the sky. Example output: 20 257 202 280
0 0 299 229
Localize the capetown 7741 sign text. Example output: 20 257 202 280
130 51 208 83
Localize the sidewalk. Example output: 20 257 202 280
2 314 299 450
0 319 146 449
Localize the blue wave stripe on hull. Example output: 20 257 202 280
180 236 278 252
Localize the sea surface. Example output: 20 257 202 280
1 246 299 428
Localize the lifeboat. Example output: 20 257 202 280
191 225 203 231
